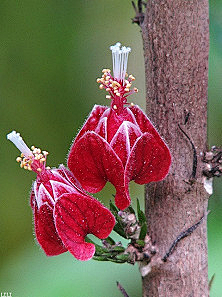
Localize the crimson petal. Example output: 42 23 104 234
68 131 130 210
34 202 67 256
54 193 115 261
126 132 171 184
74 105 108 143
129 105 163 140
110 121 142 167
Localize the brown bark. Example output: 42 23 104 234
140 1 209 296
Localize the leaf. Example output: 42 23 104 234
110 201 128 239
104 236 116 245
139 223 147 240
93 255 109 261
137 199 146 225
136 239 145 247
127 205 136 214
111 246 125 253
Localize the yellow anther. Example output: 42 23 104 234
126 83 132 88
113 105 117 110
130 102 135 106
124 88 130 92
99 84 104 89
116 93 121 97
134 87 138 93
106 88 111 91
37 168 42 172
24 165 28 170
125 73 128 77
16 157 22 162
106 95 111 99
21 153 24 157
46 166 51 169
101 78 105 83
105 76 110 81
102 69 107 73
129 75 135 81
31 146 35 150
97 78 101 83
43 151 48 156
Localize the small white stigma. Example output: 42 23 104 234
110 42 131 83
7 131 32 158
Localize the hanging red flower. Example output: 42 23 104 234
7 131 115 261
68 43 171 210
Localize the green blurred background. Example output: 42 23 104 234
0 1 221 296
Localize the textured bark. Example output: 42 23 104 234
141 1 209 296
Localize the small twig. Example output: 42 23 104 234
162 214 205 262
184 110 190 125
132 0 145 25
209 273 215 290
178 124 197 179
202 146 222 178
117 281 130 297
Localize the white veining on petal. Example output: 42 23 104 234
36 183 54 208
50 180 76 200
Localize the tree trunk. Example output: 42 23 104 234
141 1 209 296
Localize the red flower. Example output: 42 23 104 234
7 131 115 261
68 43 171 210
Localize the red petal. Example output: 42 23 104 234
110 121 142 166
126 133 171 184
54 193 115 261
95 117 107 140
106 108 137 142
74 105 108 143
68 131 130 209
34 202 67 256
129 105 163 139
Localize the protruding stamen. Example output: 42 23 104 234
7 130 49 173
96 43 138 109
7 131 32 158
110 42 131 83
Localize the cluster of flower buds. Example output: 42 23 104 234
118 211 141 239
202 146 222 178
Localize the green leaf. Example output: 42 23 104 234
110 201 128 238
139 222 147 240
111 246 125 253
93 255 109 261
114 254 130 262
113 224 128 239
136 239 145 247
104 236 115 246
127 205 136 214
109 201 119 216
137 198 146 225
